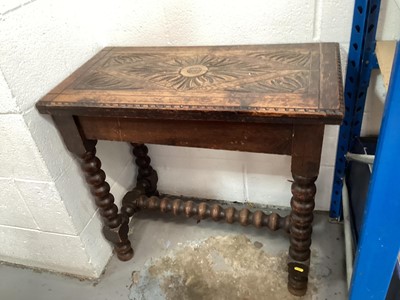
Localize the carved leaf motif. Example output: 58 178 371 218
76 72 140 90
113 55 266 91
76 52 311 92
230 72 308 93
249 51 311 67
103 54 160 67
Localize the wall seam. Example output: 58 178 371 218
312 0 323 41
13 177 55 185
12 179 41 230
1 0 39 17
243 163 249 201
22 105 75 182
0 223 79 237
0 65 19 114
16 119 82 235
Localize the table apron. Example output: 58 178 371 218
78 116 294 155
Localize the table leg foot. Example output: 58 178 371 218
102 220 134 261
115 242 134 261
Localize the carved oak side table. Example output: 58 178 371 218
36 43 343 296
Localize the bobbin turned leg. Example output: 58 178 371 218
80 146 133 261
52 116 133 261
119 143 159 218
288 174 317 296
131 143 158 196
288 124 324 296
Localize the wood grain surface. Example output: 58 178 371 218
37 43 343 124
36 43 343 296
78 117 293 154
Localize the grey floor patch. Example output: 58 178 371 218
129 235 317 300
0 211 346 300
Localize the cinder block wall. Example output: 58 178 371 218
0 0 132 277
0 0 398 277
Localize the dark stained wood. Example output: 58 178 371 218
80 145 133 261
52 115 96 156
37 43 343 124
131 143 159 197
288 124 324 296
52 116 134 261
291 124 324 177
78 117 293 155
129 194 291 232
37 43 344 297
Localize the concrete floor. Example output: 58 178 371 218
0 208 347 300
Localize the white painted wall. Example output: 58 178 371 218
103 0 354 211
0 0 398 277
0 0 132 277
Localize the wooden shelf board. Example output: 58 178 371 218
376 41 397 90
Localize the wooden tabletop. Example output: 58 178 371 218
37 43 343 124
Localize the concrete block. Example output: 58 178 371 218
0 177 38 229
319 0 353 43
377 0 400 40
15 179 77 235
73 150 136 276
162 0 315 45
246 153 292 207
0 225 100 278
23 108 74 180
96 141 133 188
105 0 170 46
315 166 335 211
79 212 112 276
107 157 136 207
0 68 18 113
0 0 101 112
54 161 96 233
325 125 339 139
149 144 247 161
149 145 246 202
150 143 337 211
247 161 333 211
0 114 51 181
54 150 134 229
321 135 339 167
0 0 29 14
245 151 335 211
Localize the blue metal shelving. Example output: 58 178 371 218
349 41 400 299
330 0 381 220
330 0 400 297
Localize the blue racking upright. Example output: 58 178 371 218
330 0 400 298
349 41 400 299
330 0 381 220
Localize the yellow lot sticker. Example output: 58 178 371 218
294 267 304 273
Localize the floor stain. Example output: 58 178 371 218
253 241 263 249
129 235 317 300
